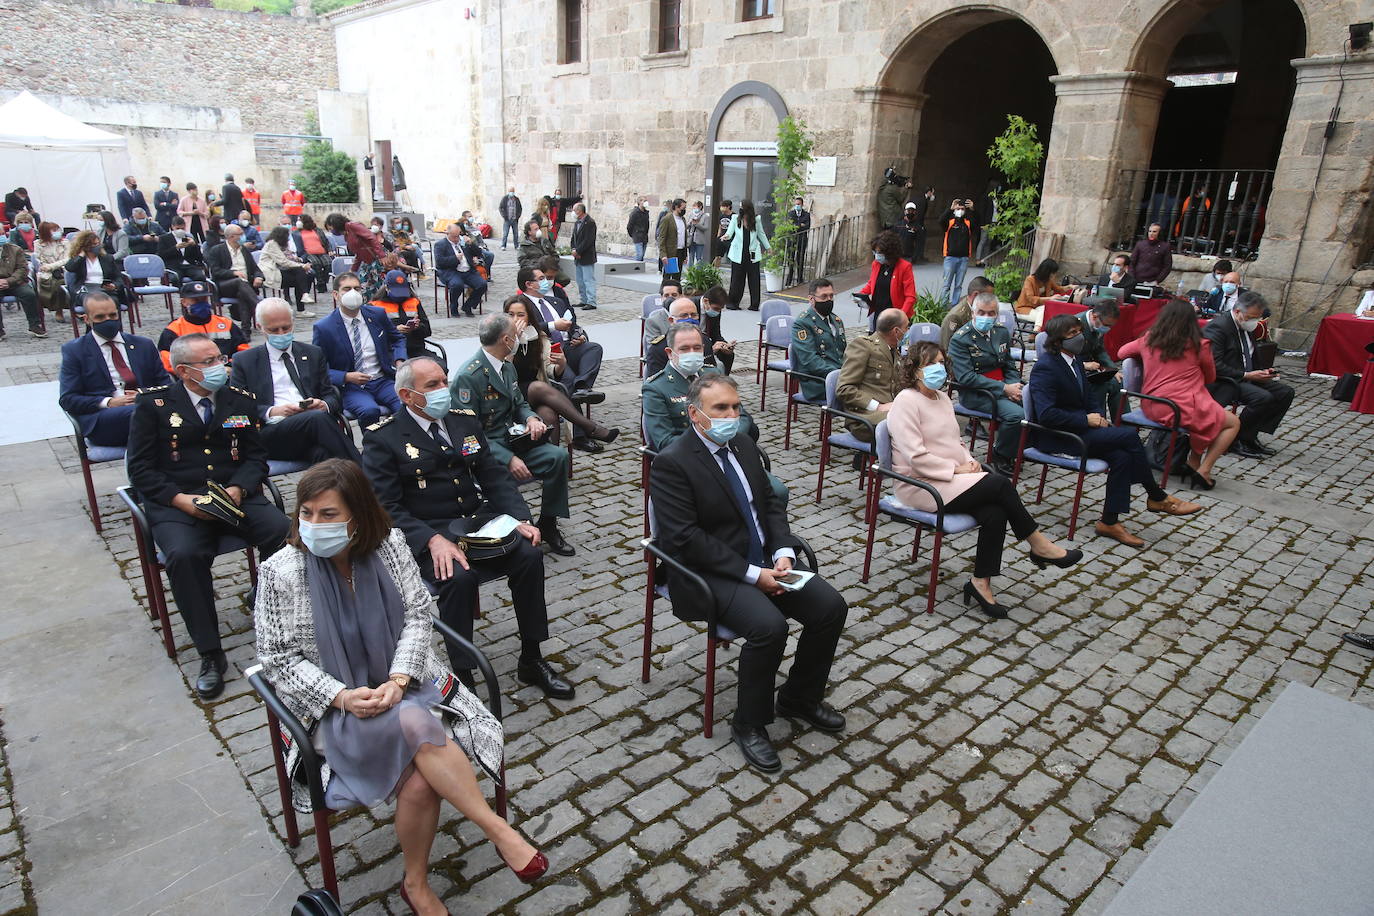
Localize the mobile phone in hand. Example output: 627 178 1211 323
777 571 803 585
299 400 312 409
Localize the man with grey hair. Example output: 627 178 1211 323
229 298 358 464
451 312 575 555
644 296 703 377
651 372 849 772
206 221 264 337
127 332 288 699
838 307 910 444
948 291 1023 475
1203 289 1293 458
362 355 573 698
123 207 163 256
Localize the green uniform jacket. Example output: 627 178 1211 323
642 364 757 452
940 301 972 350
790 306 847 402
947 322 1021 413
836 332 900 442
449 352 534 467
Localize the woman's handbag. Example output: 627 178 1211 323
447 513 523 559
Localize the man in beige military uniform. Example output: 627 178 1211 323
837 308 909 442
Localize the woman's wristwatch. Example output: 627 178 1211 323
390 674 410 690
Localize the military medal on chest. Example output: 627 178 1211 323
405 443 421 459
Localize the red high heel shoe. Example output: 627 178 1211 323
509 851 549 884
399 881 451 915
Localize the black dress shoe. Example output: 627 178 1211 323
1343 633 1374 651
571 390 606 405
196 652 229 700
539 522 576 557
591 425 620 443
731 723 781 773
516 658 575 700
775 696 846 733
990 456 1016 477
571 438 604 453
579 303 597 311
1251 441 1277 456
1230 440 1267 459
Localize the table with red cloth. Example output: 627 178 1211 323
1307 313 1374 377
1040 298 1170 361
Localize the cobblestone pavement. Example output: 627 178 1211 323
0 718 35 916
23 245 1374 913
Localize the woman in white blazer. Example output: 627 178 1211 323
720 200 771 310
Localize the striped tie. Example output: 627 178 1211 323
350 317 363 361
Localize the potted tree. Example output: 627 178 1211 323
762 116 814 292
983 115 1044 303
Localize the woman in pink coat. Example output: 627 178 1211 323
176 182 211 243
1117 297 1239 490
887 341 1081 619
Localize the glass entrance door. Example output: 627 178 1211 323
714 157 778 234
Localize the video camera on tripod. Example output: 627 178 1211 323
883 166 910 187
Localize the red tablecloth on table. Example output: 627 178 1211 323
1307 314 1374 377
1040 298 1170 361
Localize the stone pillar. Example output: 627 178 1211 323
1039 72 1171 271
853 86 925 236
1244 54 1374 327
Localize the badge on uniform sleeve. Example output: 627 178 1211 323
169 412 183 427
461 435 481 456
797 329 809 341
457 388 471 404
154 399 164 407
223 415 252 428
405 443 421 459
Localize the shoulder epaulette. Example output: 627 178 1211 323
449 407 476 416
227 385 255 399
644 369 665 382
367 415 394 431
140 384 170 394
650 334 665 345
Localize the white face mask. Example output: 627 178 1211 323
338 289 363 311
520 325 538 343
954 209 965 218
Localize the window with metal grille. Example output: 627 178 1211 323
558 164 583 199
561 0 582 64
659 0 681 52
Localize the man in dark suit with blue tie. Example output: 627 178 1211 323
433 224 488 317
58 292 170 447
229 298 360 464
1026 315 1201 548
650 373 849 773
311 272 405 428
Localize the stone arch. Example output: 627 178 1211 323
705 81 789 151
1128 0 1311 78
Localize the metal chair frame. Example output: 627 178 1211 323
753 300 792 385
814 369 877 503
64 410 125 532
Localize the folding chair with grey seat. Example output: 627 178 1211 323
122 254 180 322
950 384 1000 463
329 256 352 280
903 322 941 352
247 620 507 907
639 296 661 379
998 305 1033 370
204 278 236 318
759 313 794 411
419 338 448 370
1115 356 1185 487
754 299 792 385
250 249 284 299
814 368 877 503
639 501 820 739
1011 377 1110 539
861 419 981 615
117 479 286 658
782 368 825 450
64 410 125 533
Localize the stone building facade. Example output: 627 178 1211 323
0 0 338 209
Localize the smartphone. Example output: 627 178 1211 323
298 400 311 409
777 572 803 585
550 341 563 355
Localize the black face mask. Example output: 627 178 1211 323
92 318 121 340
813 300 834 317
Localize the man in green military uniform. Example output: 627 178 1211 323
1076 297 1124 420
789 278 846 402
939 275 994 350
837 308 909 443
125 333 289 699
644 323 787 505
450 312 574 555
947 291 1023 475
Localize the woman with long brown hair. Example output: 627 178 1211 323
1118 297 1240 489
254 459 547 913
721 199 771 311
34 221 68 321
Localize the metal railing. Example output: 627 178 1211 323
981 227 1037 280
1114 168 1273 259
781 215 867 288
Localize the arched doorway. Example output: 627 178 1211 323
877 11 1059 259
704 81 789 240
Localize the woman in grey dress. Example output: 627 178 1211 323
255 459 546 914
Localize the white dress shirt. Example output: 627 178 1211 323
531 297 570 342
673 214 687 250
228 244 247 275
348 314 380 377
83 254 103 286
483 347 508 378
268 346 306 413
97 331 127 407
691 426 794 584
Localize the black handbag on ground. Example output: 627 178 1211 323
1332 374 1360 402
1145 428 1192 475
291 889 343 916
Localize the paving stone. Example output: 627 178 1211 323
982 841 1047 896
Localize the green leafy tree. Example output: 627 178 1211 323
985 115 1045 301
295 139 358 204
761 116 814 276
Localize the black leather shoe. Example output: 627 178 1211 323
1230 440 1267 459
731 724 781 773
579 303 597 311
1249 439 1277 456
775 696 846 733
990 456 1016 477
196 652 228 700
516 658 575 700
1343 633 1374 652
571 438 604 453
539 522 576 557
571 389 606 406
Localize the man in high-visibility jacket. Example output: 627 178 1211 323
242 178 262 225
281 179 306 218
157 280 250 371
938 198 977 305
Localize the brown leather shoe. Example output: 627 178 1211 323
1095 522 1145 547
1147 495 1203 516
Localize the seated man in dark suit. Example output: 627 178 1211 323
311 272 405 428
229 298 360 464
1203 270 1245 317
158 217 207 282
650 373 848 773
1096 252 1136 304
1028 315 1201 547
1075 297 1124 419
516 267 604 393
434 223 488 317
361 356 573 699
1203 290 1293 459
205 222 263 338
126 332 290 699
58 291 171 447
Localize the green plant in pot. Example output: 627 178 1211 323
912 287 949 325
682 261 724 295
760 116 815 287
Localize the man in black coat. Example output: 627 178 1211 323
4 187 37 222
153 177 179 230
125 333 289 699
569 203 598 310
626 197 650 262
158 218 207 281
1202 290 1292 458
116 176 149 222
205 223 263 335
650 373 848 773
360 356 573 698
219 174 244 225
229 298 360 464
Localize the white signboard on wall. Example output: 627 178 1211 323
806 157 838 187
714 141 777 156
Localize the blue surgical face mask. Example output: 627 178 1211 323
298 519 352 558
267 332 294 351
675 352 706 375
186 302 213 323
674 316 699 326
1221 282 1237 295
92 318 121 340
538 278 553 294
705 309 721 319
703 415 741 445
873 252 887 264
921 363 948 389
417 386 451 420
197 363 228 391
972 315 997 333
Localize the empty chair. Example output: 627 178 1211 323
754 299 792 384
814 368 876 503
122 254 179 321
759 313 793 411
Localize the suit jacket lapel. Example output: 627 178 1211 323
168 384 204 433
688 432 750 528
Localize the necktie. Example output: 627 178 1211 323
107 340 136 388
539 301 565 343
280 350 304 397
715 446 765 566
198 396 213 426
1240 325 1253 371
350 317 363 361
429 422 451 450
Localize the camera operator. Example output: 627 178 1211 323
877 166 911 232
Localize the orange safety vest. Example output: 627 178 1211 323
159 315 248 370
942 216 974 258
242 187 261 214
371 297 421 320
281 189 306 216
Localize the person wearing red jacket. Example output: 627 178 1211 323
857 230 915 331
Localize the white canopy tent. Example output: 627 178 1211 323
0 92 131 229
